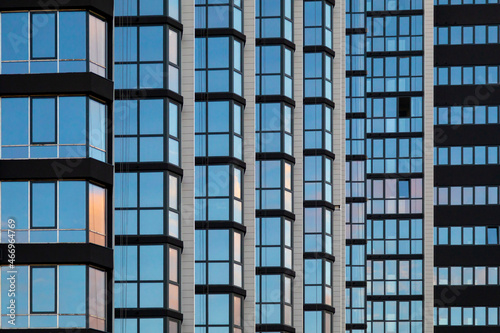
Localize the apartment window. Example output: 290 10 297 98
115 26 180 91
195 37 243 95
346 76 366 113
346 161 366 198
435 25 500 45
346 118 365 155
368 300 423 332
434 226 500 245
195 101 243 159
304 1 333 48
256 160 293 212
367 15 423 52
256 103 293 155
304 155 333 202
195 165 243 223
346 0 366 29
1 11 106 76
368 219 423 255
115 172 180 237
304 52 333 99
304 259 334 306
196 0 243 32
346 202 366 240
435 266 500 286
1 97 107 161
31 267 56 313
115 99 180 165
256 0 293 40
195 294 244 332
368 97 423 133
435 307 500 326
367 259 423 296
304 104 334 151
434 146 500 165
304 207 334 254
369 0 423 10
256 217 293 268
435 105 500 125
115 245 180 310
368 178 423 214
115 318 181 333
256 45 293 98
368 56 423 92
305 311 334 333
367 137 423 173
195 229 243 287
346 287 366 324
434 186 500 206
116 0 180 20
434 65 500 86
256 274 293 325
346 244 366 282
346 34 366 71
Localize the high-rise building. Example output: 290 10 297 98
0 0 499 332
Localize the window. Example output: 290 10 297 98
368 97 423 133
368 56 423 92
434 146 500 166
195 165 243 222
196 0 242 32
256 274 293 325
256 103 293 154
367 15 423 52
368 300 423 331
434 25 500 45
368 137 424 174
256 0 293 40
368 178 423 214
433 226 500 245
369 0 422 11
304 259 334 306
256 45 293 98
256 160 293 212
115 318 181 333
368 259 423 296
435 307 500 326
115 172 180 238
304 52 333 99
256 217 293 268
434 65 500 86
346 287 366 324
116 0 180 20
304 1 333 48
196 294 243 332
31 267 56 313
305 207 334 254
1 97 107 161
195 101 243 159
196 37 243 95
346 202 366 240
434 186 500 206
115 26 180 91
346 118 365 155
304 156 334 202
1 11 106 76
304 104 334 151
367 219 423 255
115 99 180 165
1 181 106 245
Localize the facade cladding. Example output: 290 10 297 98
0 0 499 333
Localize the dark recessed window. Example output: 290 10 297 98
398 97 411 118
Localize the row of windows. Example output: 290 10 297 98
0 266 105 330
434 186 500 206
367 137 423 174
195 165 243 222
435 307 500 326
367 0 423 11
435 65 500 86
304 104 334 152
435 146 500 165
196 0 242 32
196 294 243 332
115 318 180 333
256 160 293 212
434 226 500 245
256 217 292 269
304 1 334 49
367 178 423 215
256 274 293 325
434 266 500 286
1 97 106 161
115 99 180 165
435 0 499 3
434 105 500 125
256 0 292 40
115 26 180 91
304 207 334 255
367 260 423 296
435 25 500 45
195 229 243 287
346 287 366 324
256 103 292 155
195 37 243 95
196 101 243 159
304 259 334 306
256 45 293 98
1 11 106 76
367 219 424 255
115 172 180 238
1 181 106 245
116 0 180 20
367 16 423 52
115 245 180 310
304 52 334 99
367 97 424 133
367 56 423 93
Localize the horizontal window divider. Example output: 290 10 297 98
435 165 500 186
304 46 336 58
256 38 296 51
115 308 183 321
0 73 114 103
0 158 113 187
367 91 424 98
195 221 247 234
346 154 368 161
367 51 423 57
346 239 368 245
367 254 424 260
256 152 296 164
116 89 184 105
435 206 500 226
434 124 500 146
435 45 500 67
256 267 296 278
367 172 424 179
367 295 424 301
346 28 367 35
367 213 424 219
435 246 500 266
0 0 113 19
346 197 368 203
347 70 368 77
303 200 337 211
115 16 183 31
304 304 336 314
346 324 368 330
303 252 336 262
435 5 500 26
434 285 500 307
195 285 247 298
195 93 246 106
0 243 113 270
195 28 246 44
256 95 296 107
303 97 336 109
115 235 183 249
256 209 296 221
367 9 424 16
303 149 336 160
256 324 296 333
116 162 183 177
195 157 246 170
366 132 423 138
346 281 367 287
435 85 500 106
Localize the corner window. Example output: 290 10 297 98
256 160 293 212
256 103 293 155
256 45 293 98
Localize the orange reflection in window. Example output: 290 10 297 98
89 184 106 246
89 267 106 331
